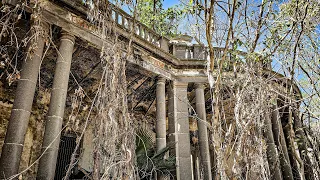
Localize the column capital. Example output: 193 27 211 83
157 76 166 84
172 81 188 88
194 83 205 89
60 31 75 44
31 20 50 38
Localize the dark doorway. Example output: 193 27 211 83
54 135 77 180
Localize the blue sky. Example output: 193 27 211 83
163 0 180 9
119 0 181 15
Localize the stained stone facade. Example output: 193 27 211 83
0 0 302 180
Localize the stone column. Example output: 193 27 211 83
168 81 192 180
192 150 201 180
156 76 167 179
194 83 212 180
37 32 75 180
156 76 166 151
0 22 48 179
271 105 293 180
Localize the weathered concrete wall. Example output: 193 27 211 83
78 123 95 172
0 88 12 157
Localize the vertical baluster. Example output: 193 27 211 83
127 19 130 30
145 31 148 41
124 18 128 29
148 32 151 42
141 28 145 39
126 18 129 30
115 10 119 24
185 47 188 59
122 15 125 26
191 47 194 59
139 26 142 37
135 25 139 35
127 19 129 29
156 37 160 47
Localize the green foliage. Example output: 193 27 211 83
135 128 175 179
135 0 186 36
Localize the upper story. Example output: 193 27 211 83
4 0 299 97
31 0 255 81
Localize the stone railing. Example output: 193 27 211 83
55 0 270 70
171 43 231 61
109 3 167 48
172 43 209 60
56 0 244 64
7 0 270 70
171 42 236 69
58 0 170 51
171 42 272 69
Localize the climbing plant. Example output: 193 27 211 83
136 128 175 179
183 0 320 179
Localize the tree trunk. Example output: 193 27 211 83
264 112 283 180
271 105 294 180
292 110 314 180
281 108 301 180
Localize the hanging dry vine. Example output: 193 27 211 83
207 61 275 179
65 1 137 179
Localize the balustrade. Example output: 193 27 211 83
58 0 260 72
107 2 163 48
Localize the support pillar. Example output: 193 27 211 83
156 76 166 151
194 83 212 180
271 105 293 180
264 112 282 180
168 81 192 180
156 76 167 179
37 32 75 180
192 150 201 180
0 22 48 179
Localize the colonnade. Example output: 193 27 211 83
37 32 75 179
157 79 212 180
0 21 76 179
